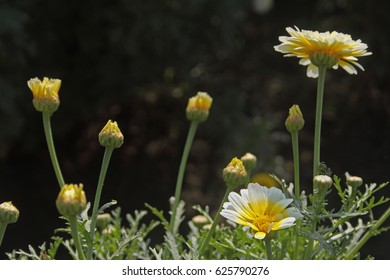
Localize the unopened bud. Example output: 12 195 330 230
313 175 333 191
98 120 124 149
191 215 210 228
96 213 112 230
223 157 247 188
346 173 363 188
27 77 61 114
285 105 304 133
56 184 87 217
240 153 257 173
186 91 213 122
0 201 19 224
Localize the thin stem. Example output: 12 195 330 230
86 147 113 259
313 66 326 177
304 218 317 259
68 215 85 260
42 112 65 188
265 238 273 260
0 223 7 247
291 131 300 199
199 185 232 256
345 205 390 259
169 122 199 232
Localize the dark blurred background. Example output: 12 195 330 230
0 0 389 259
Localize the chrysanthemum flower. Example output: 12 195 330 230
274 26 372 78
221 183 302 239
186 91 213 122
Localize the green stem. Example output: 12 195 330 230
42 112 65 188
304 218 317 259
0 223 7 247
169 122 199 233
199 184 232 256
86 147 113 259
68 215 86 260
345 205 390 259
313 66 326 177
291 131 300 199
265 238 273 260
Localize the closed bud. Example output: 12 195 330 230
346 173 363 188
0 201 19 224
240 153 257 173
223 157 247 188
313 175 333 191
285 105 304 133
96 213 112 230
56 184 87 217
186 91 213 123
98 120 124 149
191 215 210 228
27 77 61 114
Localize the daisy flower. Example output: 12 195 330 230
274 26 372 78
221 183 302 239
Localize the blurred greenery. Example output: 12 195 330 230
0 0 389 258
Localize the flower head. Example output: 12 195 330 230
27 77 61 113
274 26 372 78
221 183 302 239
0 201 19 224
222 157 247 188
98 120 124 149
285 104 305 133
186 91 213 122
56 184 87 217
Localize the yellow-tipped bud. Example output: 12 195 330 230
346 173 363 188
222 157 247 188
0 201 19 224
98 120 124 149
240 153 257 173
285 105 305 133
56 184 87 217
186 91 213 122
27 77 61 113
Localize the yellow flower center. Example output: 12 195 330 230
253 215 276 233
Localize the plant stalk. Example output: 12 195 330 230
265 237 273 260
169 122 199 232
313 66 326 177
87 147 113 259
0 223 7 247
42 112 65 188
291 131 300 199
68 215 86 260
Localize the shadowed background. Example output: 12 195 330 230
0 0 389 259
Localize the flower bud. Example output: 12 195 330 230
56 184 87 217
222 157 247 188
285 105 304 133
191 215 210 228
186 91 213 123
27 77 61 114
240 153 257 173
98 120 124 149
0 201 19 224
96 213 112 230
346 173 363 188
313 175 333 191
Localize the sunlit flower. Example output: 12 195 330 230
221 183 302 239
274 26 372 78
27 77 61 113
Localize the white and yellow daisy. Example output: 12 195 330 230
274 26 372 78
220 183 302 239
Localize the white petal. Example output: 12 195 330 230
284 207 303 219
254 231 266 239
269 198 293 217
272 217 296 230
228 192 255 220
247 183 268 216
306 64 319 78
